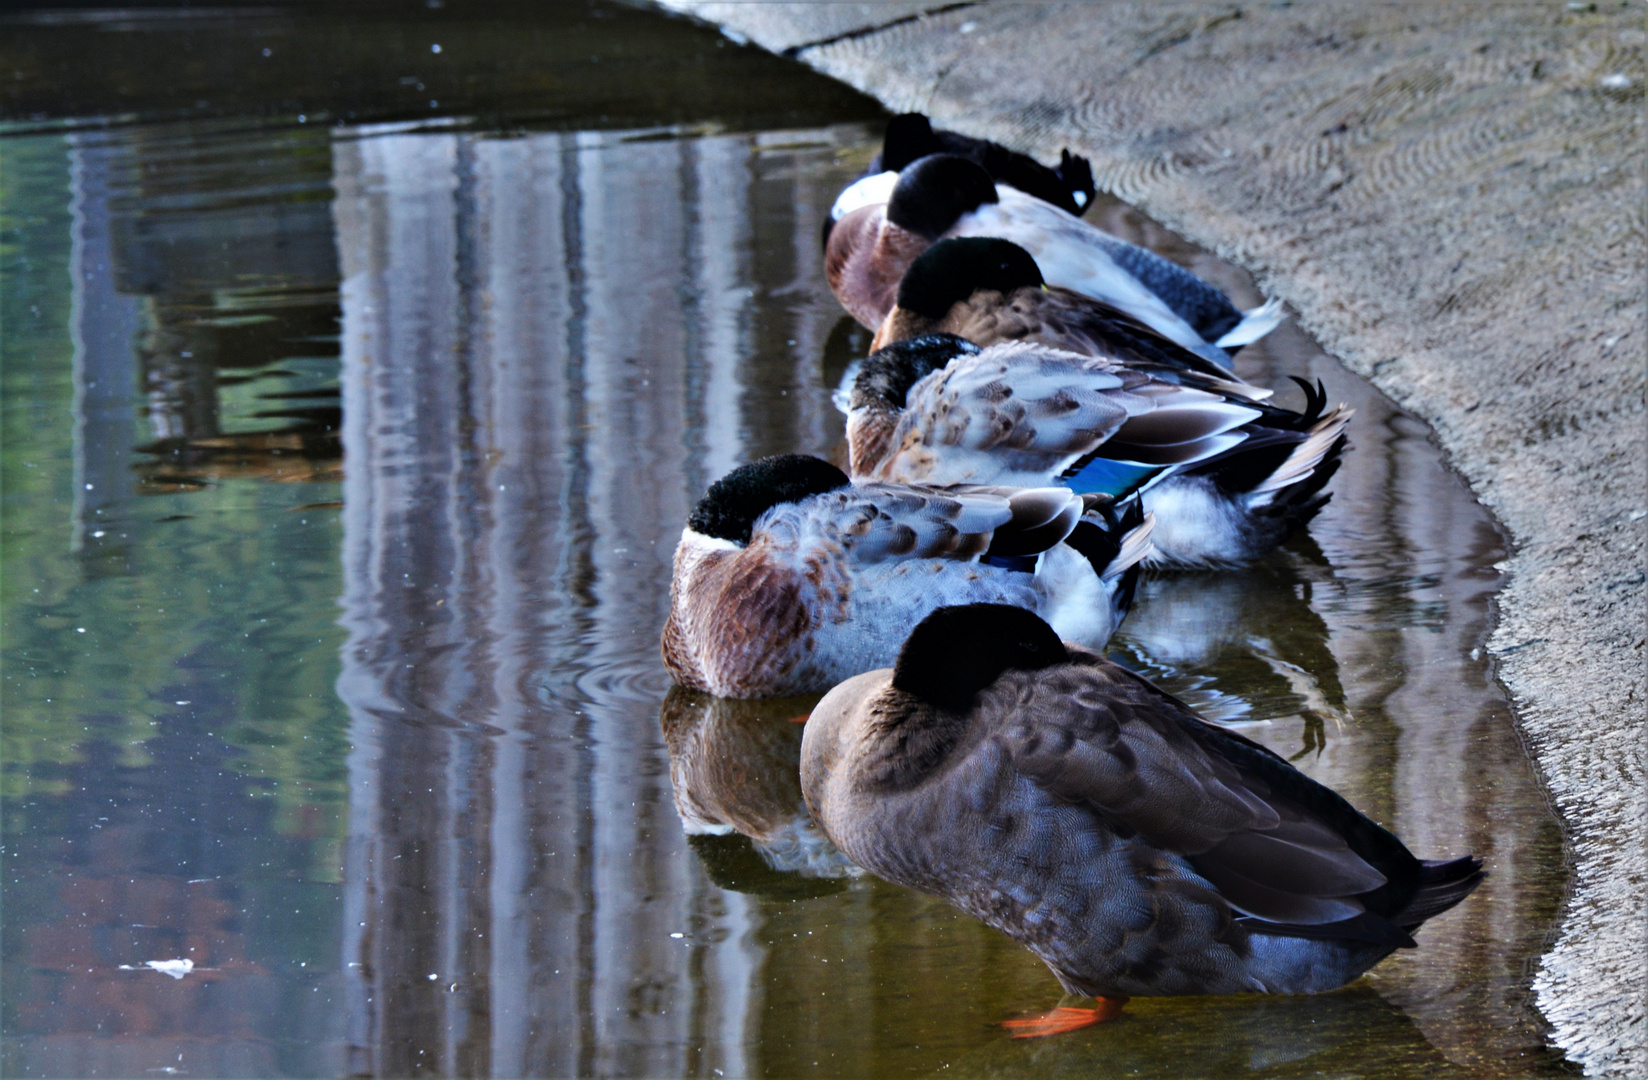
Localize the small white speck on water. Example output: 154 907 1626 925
428 972 439 981
1601 73 1632 89
431 43 442 53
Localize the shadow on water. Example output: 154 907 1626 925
1 1 1570 1077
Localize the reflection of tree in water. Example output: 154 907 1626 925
1112 552 1349 758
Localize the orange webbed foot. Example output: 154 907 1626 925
1001 998 1127 1038
786 713 810 724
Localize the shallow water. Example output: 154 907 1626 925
0 2 1570 1077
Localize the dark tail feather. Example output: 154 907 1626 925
1398 856 1486 929
1064 500 1148 617
1252 434 1347 527
1056 148 1096 213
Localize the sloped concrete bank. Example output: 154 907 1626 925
654 1 1647 1074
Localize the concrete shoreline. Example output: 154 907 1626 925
654 1 1647 1074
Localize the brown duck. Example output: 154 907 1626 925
800 604 1484 1036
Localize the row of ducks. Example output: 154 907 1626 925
658 115 1481 1034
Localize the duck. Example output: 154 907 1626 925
661 454 1153 698
799 603 1485 1036
871 236 1269 403
847 112 1095 219
826 154 1284 366
845 334 1351 567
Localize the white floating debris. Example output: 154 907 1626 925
427 972 439 980
119 959 194 979
669 933 685 939
1601 73 1632 90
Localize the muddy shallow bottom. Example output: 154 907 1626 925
0 2 1568 1076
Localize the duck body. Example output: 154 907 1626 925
662 455 1153 698
800 605 1485 1000
872 237 1270 404
846 333 1351 568
828 156 1284 364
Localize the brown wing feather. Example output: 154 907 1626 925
991 653 1392 926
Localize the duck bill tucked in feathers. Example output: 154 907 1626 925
800 604 1484 1003
662 455 1154 698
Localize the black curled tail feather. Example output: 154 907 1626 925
1064 500 1147 616
1245 377 1329 432
1398 856 1486 929
1056 149 1096 213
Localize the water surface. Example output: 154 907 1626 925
1 3 1569 1077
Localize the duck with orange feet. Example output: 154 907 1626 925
800 604 1485 1037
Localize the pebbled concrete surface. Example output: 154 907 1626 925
658 1 1646 1074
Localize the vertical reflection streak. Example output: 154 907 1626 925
332 124 850 1077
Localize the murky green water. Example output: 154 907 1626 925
1 3 1571 1077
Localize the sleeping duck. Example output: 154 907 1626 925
661 454 1152 698
872 236 1269 403
800 604 1484 1035
846 335 1350 567
827 154 1284 365
856 113 1095 218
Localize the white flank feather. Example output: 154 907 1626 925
831 170 897 221
1214 297 1288 349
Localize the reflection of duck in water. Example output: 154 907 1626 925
1113 561 1349 758
660 686 856 884
802 605 1483 1037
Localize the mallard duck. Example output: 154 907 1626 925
872 236 1269 402
846 335 1350 567
800 604 1484 1035
826 154 1283 365
862 113 1095 218
661 454 1153 698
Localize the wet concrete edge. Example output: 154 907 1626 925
651 1 1648 1075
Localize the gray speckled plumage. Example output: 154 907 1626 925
800 611 1483 999
662 472 1152 698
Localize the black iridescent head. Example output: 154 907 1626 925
880 113 943 172
887 154 999 240
849 333 980 412
688 455 849 545
896 238 1044 320
892 604 1068 712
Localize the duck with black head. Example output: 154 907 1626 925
848 112 1096 218
845 334 1350 568
800 603 1485 1037
660 455 1153 698
827 154 1284 365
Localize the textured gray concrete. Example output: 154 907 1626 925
657 1 1646 1074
